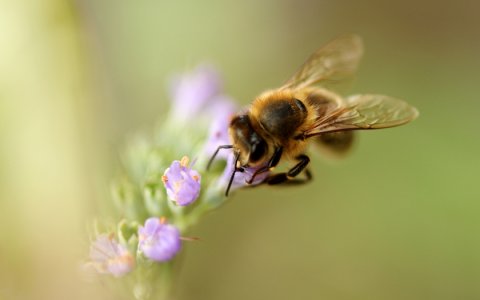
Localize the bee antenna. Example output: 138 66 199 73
207 145 233 170
225 151 241 197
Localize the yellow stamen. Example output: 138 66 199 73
162 175 168 183
180 156 189 167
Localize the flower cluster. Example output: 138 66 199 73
85 64 266 300
87 216 182 278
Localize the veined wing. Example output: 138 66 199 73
304 94 419 138
281 34 364 91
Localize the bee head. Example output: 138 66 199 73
229 114 268 166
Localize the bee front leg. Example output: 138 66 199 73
206 144 233 170
266 154 312 185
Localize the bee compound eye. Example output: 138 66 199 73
249 140 267 163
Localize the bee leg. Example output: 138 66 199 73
266 154 311 185
246 147 283 184
287 154 310 178
225 152 244 197
207 144 233 170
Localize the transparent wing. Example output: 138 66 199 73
304 94 419 137
281 34 364 91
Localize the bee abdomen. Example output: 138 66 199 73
257 98 307 142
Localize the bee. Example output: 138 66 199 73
208 34 419 196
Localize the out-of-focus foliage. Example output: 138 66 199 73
1 0 479 299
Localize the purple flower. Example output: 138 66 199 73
88 234 134 277
138 218 181 262
162 156 201 206
203 98 237 160
169 64 223 121
221 154 270 190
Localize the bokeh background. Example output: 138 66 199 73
1 0 479 299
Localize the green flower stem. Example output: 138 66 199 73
133 260 175 300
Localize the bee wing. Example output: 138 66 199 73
281 34 364 91
304 94 419 137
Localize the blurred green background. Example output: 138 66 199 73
1 0 479 299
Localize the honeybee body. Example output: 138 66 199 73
248 87 342 163
209 34 419 196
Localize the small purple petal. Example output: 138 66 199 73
88 234 134 277
163 157 201 206
203 97 237 160
169 64 223 120
138 218 181 262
